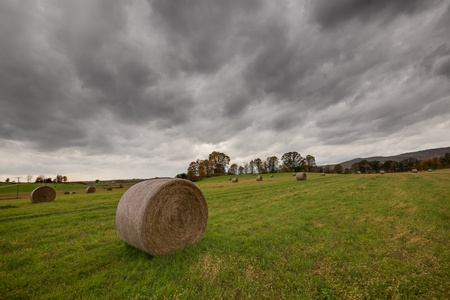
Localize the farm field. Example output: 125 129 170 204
0 171 449 299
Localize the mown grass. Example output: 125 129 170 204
0 171 449 299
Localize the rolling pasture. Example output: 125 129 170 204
1 171 449 299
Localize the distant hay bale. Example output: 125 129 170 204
70 192 76 194
270 175 273 178
116 178 208 257
428 169 432 172
86 186 96 193
380 171 385 174
228 178 231 181
107 187 113 191
357 171 361 174
232 178 238 183
256 175 263 181
296 173 307 181
64 191 70 194
321 173 325 176
293 173 296 176
412 169 418 173
30 186 56 203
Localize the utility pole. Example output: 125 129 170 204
17 177 22 199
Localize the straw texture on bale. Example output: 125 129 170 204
296 173 307 181
412 169 418 173
116 178 208 257
256 175 263 181
232 178 238 183
86 186 96 193
30 186 56 203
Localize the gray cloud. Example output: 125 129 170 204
313 0 440 30
1 0 449 180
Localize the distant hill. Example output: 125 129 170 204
338 147 450 169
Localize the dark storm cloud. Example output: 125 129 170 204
313 0 440 30
1 0 449 178
0 0 193 152
148 0 263 74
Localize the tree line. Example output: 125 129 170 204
178 151 317 181
178 151 450 180
321 153 450 174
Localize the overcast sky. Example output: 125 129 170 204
1 0 450 181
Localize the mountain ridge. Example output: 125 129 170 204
336 146 450 169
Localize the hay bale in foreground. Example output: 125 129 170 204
256 175 263 181
232 178 238 183
30 186 56 203
116 178 208 257
412 169 418 173
86 186 96 193
296 173 307 181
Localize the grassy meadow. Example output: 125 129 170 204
0 171 449 299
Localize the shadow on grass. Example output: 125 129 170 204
0 205 18 209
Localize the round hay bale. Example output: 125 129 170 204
293 173 296 176
296 173 307 181
107 187 113 191
86 186 96 193
270 175 273 178
116 178 208 256
70 191 76 194
321 173 325 176
30 186 56 203
64 191 70 194
380 171 385 174
428 169 432 172
256 175 263 181
228 178 231 181
412 169 418 173
232 178 238 183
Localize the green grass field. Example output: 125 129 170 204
1 171 449 299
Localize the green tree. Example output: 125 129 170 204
5 178 10 183
253 158 262 173
281 152 305 172
358 160 370 173
187 161 200 181
305 155 316 172
440 153 450 168
209 151 230 175
228 163 238 175
266 156 279 173
333 164 343 174
369 161 381 173
238 165 244 175
382 160 398 173
249 160 255 174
